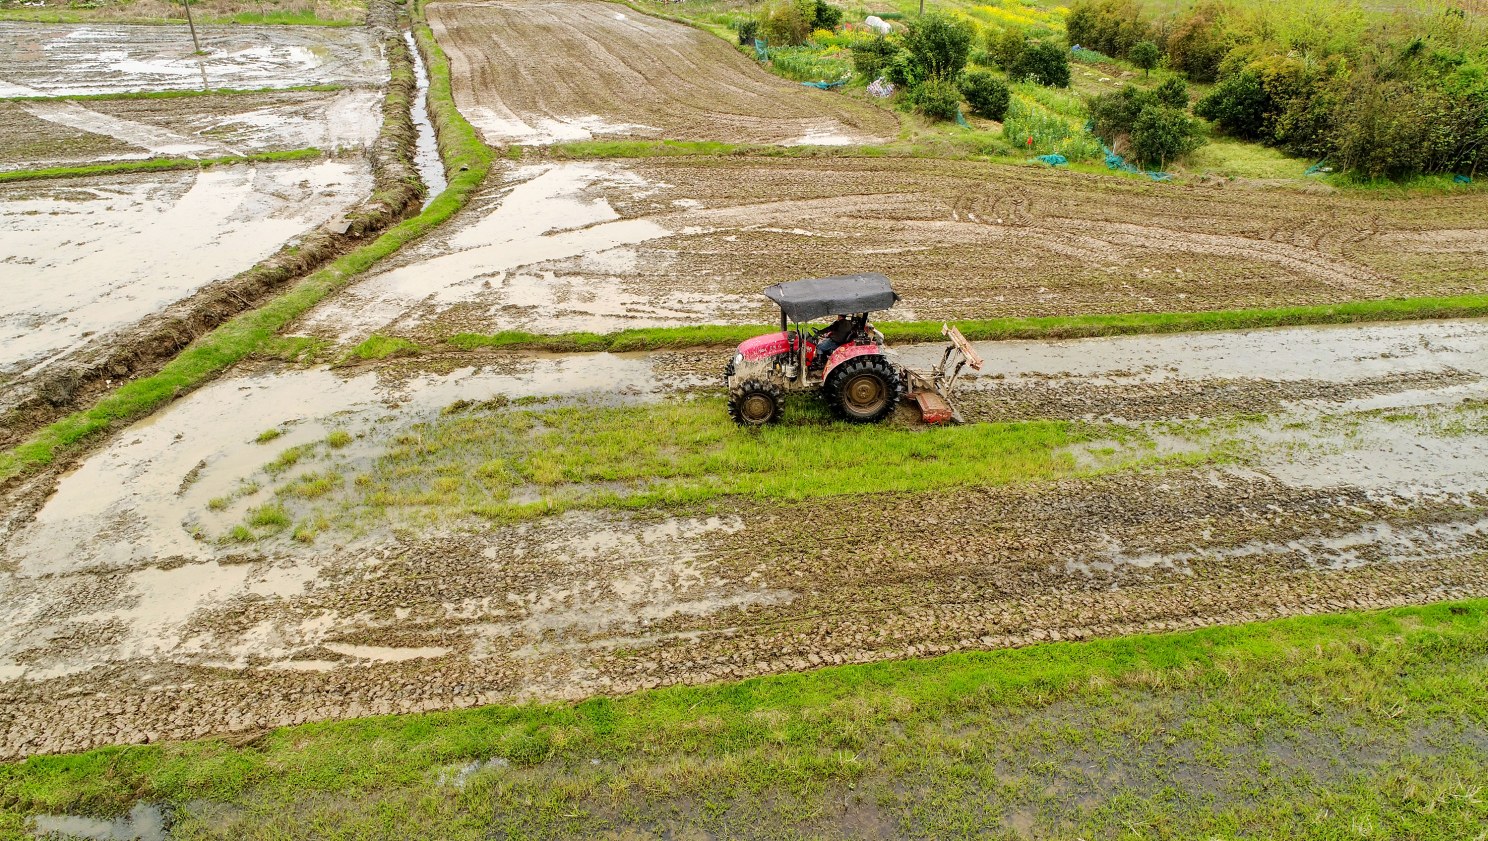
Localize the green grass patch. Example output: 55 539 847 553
0 0 495 486
346 334 420 361
444 293 1488 355
4 599 1488 837
254 397 1166 531
0 148 323 185
325 430 353 449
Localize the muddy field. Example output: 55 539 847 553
426 0 895 145
0 160 372 410
295 157 1488 344
0 22 386 96
2 320 1486 757
0 88 382 170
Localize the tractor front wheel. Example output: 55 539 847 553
728 378 784 426
824 356 903 423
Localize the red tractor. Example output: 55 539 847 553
724 273 982 426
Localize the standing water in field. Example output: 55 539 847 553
403 31 446 205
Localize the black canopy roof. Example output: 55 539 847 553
762 273 899 322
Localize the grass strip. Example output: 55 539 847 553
2 598 1485 837
445 294 1488 354
0 85 346 103
0 1 493 485
0 148 324 184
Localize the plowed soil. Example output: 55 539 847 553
297 157 1488 344
426 0 896 145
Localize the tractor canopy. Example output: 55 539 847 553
762 273 898 323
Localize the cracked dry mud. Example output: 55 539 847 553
2 321 1487 758
291 157 1488 346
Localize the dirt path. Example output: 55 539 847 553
292 158 1488 345
426 0 895 145
2 320 1486 757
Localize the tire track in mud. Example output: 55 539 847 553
427 0 895 145
950 188 1388 293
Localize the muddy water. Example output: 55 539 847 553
402 31 445 206
0 23 386 96
1 356 706 574
0 160 371 391
297 161 754 341
30 802 170 841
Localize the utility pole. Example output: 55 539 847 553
182 0 209 90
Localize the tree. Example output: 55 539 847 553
760 0 815 46
959 69 1011 120
851 34 899 79
1130 105 1204 168
1012 41 1071 87
903 11 975 80
1130 40 1160 77
1065 0 1147 58
811 0 843 31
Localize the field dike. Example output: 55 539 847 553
0 0 422 449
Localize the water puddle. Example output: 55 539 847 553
933 319 1488 387
30 802 169 841
465 108 659 145
0 23 386 95
187 89 382 155
323 643 450 662
0 160 372 392
1071 516 1488 576
21 100 224 156
402 31 445 205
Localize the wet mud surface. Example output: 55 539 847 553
427 0 894 145
0 160 373 411
0 22 386 96
2 321 1487 757
295 157 1488 344
0 88 382 171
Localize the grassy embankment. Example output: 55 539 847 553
343 293 1488 358
0 0 492 485
3 600 1487 838
0 148 324 184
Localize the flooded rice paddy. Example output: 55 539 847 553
2 319 1486 756
0 89 382 171
0 22 386 96
0 160 372 403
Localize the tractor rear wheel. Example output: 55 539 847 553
728 378 784 426
824 356 903 423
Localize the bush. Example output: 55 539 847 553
988 26 1026 70
1088 84 1155 139
1012 41 1070 87
736 17 761 46
1129 105 1204 168
903 11 974 80
1194 69 1268 138
1130 40 1160 76
884 49 923 88
959 69 1010 120
1154 76 1188 108
811 0 843 31
1065 0 1148 58
915 77 963 121
761 0 814 47
851 34 899 79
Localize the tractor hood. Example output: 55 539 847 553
763 273 898 322
736 331 794 360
